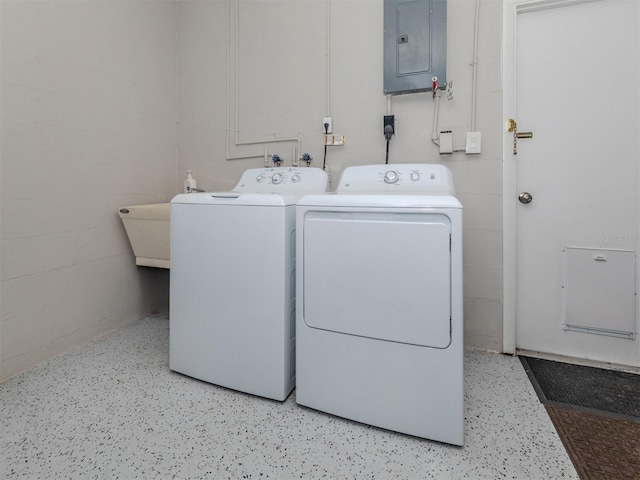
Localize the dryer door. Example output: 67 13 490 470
302 210 452 348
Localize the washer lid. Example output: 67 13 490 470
171 192 300 206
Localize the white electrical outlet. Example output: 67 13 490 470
324 135 345 146
323 117 333 134
465 132 482 154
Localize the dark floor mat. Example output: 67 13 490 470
520 356 640 421
546 404 640 480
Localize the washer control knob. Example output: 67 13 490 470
384 170 399 184
410 172 420 182
272 172 284 184
291 174 300 183
256 175 265 183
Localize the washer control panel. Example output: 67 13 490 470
336 164 455 195
234 167 329 194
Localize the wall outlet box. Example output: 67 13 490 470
323 117 333 134
439 131 453 154
465 131 482 154
383 115 395 136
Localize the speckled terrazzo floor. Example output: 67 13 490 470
1 314 578 479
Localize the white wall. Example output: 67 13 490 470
178 0 504 350
0 0 178 381
0 0 505 383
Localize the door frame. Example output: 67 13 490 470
501 0 603 355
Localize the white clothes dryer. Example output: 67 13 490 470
170 167 328 401
296 164 463 445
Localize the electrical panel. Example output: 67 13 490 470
384 0 447 95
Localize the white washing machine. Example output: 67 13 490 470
296 163 463 445
170 167 328 401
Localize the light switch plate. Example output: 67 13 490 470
465 131 481 154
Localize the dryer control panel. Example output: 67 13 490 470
234 167 329 194
336 164 455 195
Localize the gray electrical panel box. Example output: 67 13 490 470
384 0 446 95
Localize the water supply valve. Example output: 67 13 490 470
301 153 312 166
272 154 282 167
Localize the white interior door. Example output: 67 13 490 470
512 0 639 366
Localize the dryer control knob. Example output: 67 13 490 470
272 172 284 184
256 175 265 183
410 172 420 182
384 170 399 184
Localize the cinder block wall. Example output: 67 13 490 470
0 0 177 381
